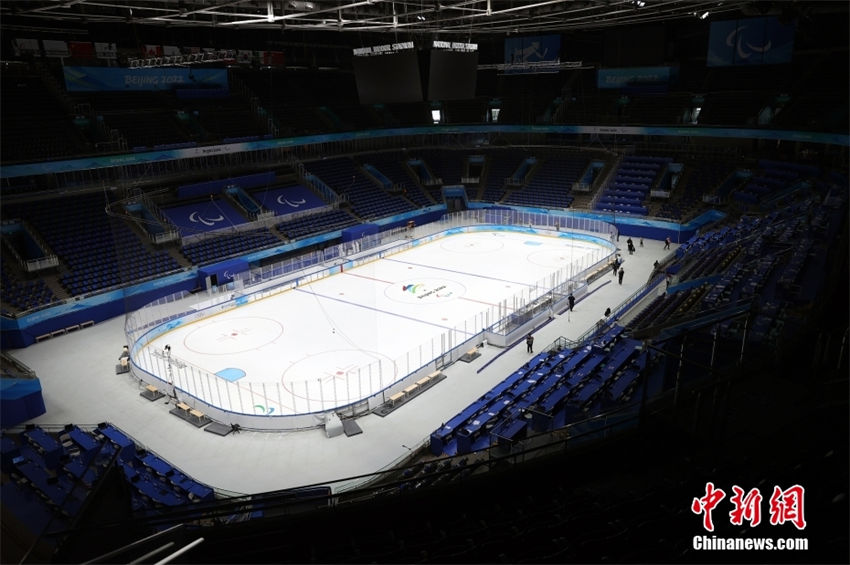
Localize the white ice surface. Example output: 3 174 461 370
136 231 608 415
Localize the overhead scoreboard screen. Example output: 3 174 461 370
353 42 423 104
428 41 478 101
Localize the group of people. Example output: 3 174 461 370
625 236 643 255
611 255 625 285
522 235 676 354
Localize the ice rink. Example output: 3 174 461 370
136 230 610 416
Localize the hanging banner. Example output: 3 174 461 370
143 44 163 57
259 51 285 66
94 42 117 59
597 66 673 89
12 38 40 57
42 39 70 58
63 66 229 92
503 35 561 74
237 50 253 64
69 41 95 59
707 16 795 67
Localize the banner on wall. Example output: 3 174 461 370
63 66 229 92
12 38 40 57
163 199 246 236
42 39 70 58
707 16 795 66
163 45 181 56
143 44 163 57
69 41 95 59
237 50 253 64
198 258 248 287
252 185 325 216
95 42 117 59
259 51 285 66
503 35 560 74
597 66 673 89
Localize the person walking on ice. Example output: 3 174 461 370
618 267 625 285
526 333 534 353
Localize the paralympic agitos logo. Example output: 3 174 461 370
402 283 453 299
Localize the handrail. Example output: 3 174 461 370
82 525 185 564
153 537 204 565
574 272 664 345
588 153 622 210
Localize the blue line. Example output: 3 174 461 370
294 288 475 335
385 258 532 287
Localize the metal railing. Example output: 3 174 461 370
575 271 666 345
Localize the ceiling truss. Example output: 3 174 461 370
2 0 764 36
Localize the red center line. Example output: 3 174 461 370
459 296 504 307
342 271 395 285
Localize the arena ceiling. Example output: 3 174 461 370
3 0 798 36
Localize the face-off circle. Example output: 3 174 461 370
384 278 466 304
183 317 284 355
439 234 505 254
280 349 397 385
526 245 586 269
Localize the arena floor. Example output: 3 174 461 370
11 235 675 495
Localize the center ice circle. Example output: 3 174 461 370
384 278 466 304
183 317 284 355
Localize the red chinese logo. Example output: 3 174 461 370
769 485 807 530
693 483 806 531
729 485 763 527
691 482 726 532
